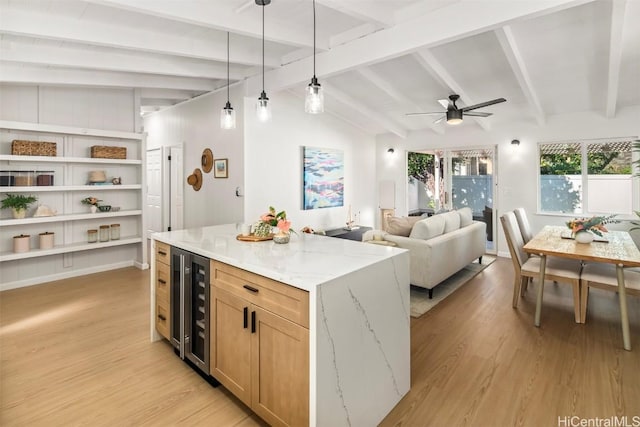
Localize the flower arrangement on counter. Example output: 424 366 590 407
566 214 619 237
254 206 294 240
81 197 102 206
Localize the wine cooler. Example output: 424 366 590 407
171 247 210 374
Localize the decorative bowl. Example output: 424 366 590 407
98 205 111 212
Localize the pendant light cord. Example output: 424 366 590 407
226 31 230 103
313 0 316 78
262 3 265 93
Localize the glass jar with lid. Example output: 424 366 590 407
88 229 98 243
110 224 120 240
99 225 110 242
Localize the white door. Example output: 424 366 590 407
169 146 184 231
146 148 163 236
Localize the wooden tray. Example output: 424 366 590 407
236 234 273 242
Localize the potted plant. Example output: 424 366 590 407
1 194 38 219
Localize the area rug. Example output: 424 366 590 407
410 255 496 318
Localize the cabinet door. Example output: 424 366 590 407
210 287 252 406
251 306 309 427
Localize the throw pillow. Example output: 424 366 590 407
458 207 473 227
410 215 445 240
386 216 422 237
441 211 461 233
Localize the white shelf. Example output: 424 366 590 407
0 154 141 165
0 236 142 262
0 120 142 140
1 120 147 274
1 185 141 192
0 210 142 227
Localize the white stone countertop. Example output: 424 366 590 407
152 224 407 292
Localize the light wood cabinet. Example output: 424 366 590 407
155 241 171 340
210 261 309 427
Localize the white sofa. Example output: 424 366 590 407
363 207 486 298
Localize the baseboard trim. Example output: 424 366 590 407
1 261 136 291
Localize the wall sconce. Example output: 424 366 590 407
387 148 395 155
511 139 520 147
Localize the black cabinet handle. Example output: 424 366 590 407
243 284 259 293
158 314 166 321
158 251 167 256
243 307 248 329
158 279 166 284
251 311 256 333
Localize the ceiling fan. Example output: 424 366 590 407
406 94 506 125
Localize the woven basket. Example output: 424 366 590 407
11 140 57 156
91 146 126 159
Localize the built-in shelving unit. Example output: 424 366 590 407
0 236 142 262
0 120 147 286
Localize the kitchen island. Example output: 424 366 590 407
150 224 410 427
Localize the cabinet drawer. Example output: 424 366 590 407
155 261 170 303
155 241 170 265
156 301 170 340
211 261 309 328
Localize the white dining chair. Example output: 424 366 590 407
579 263 640 325
501 211 583 322
514 207 534 243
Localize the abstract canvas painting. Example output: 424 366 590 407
303 146 344 210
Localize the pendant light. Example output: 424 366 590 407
256 0 271 122
220 32 236 129
305 0 323 114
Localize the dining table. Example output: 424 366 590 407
523 226 640 350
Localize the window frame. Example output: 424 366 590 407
536 138 639 218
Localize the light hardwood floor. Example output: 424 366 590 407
1 259 639 426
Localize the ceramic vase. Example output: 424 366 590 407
574 231 594 244
90 205 97 214
253 222 273 238
12 208 26 219
273 232 290 244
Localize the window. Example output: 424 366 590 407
539 140 635 214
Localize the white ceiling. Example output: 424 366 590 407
1 0 638 136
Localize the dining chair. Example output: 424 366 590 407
514 208 534 243
579 263 640 324
500 211 583 322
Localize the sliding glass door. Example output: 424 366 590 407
407 146 497 252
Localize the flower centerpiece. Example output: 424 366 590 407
81 196 102 213
566 214 618 243
254 206 293 243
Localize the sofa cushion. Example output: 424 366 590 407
386 216 422 237
410 215 445 240
458 207 473 228
441 211 461 233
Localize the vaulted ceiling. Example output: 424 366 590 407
1 0 638 137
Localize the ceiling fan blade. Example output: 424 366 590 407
405 112 444 116
433 116 445 124
461 98 506 112
437 99 449 109
464 111 492 117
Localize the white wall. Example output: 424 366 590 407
376 106 640 256
0 84 141 289
144 86 245 229
244 91 376 232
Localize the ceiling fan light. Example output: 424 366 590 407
221 101 236 129
305 77 324 114
446 109 463 125
256 91 271 122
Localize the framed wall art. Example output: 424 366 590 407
214 158 228 178
302 146 344 210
